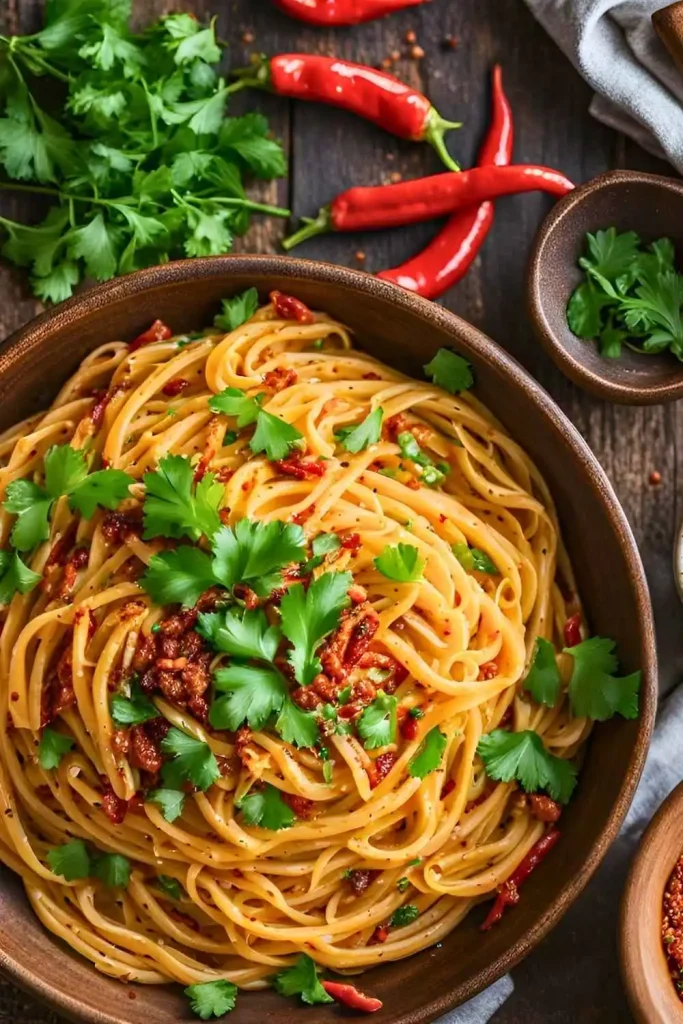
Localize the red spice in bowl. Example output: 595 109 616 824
662 854 683 999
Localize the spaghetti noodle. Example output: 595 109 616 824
0 292 591 1010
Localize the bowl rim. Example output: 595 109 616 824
620 780 683 1023
0 254 658 1023
527 168 683 406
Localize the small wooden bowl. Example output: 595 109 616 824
620 781 683 1022
527 170 683 405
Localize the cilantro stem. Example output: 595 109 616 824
0 182 291 221
170 190 290 219
0 37 71 83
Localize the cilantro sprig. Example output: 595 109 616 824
0 8 289 303
142 455 222 543
335 407 384 453
375 543 424 583
209 386 304 460
424 349 474 393
567 229 683 361
184 980 238 1020
452 542 498 575
38 727 75 769
397 431 449 488
477 729 577 804
273 954 333 1005
280 571 352 684
408 727 447 778
47 839 131 886
357 691 398 750
3 444 132 551
523 633 641 722
160 727 220 791
0 550 41 604
214 287 259 332
237 783 295 831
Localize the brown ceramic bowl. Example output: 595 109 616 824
621 781 683 1022
528 170 683 405
0 256 657 1023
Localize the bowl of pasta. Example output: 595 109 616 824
0 255 656 1024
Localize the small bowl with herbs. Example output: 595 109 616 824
620 780 683 1022
528 170 683 405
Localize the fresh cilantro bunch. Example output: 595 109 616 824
567 228 683 360
0 1 289 302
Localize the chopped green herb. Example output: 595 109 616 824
424 349 474 393
160 728 220 791
38 727 75 770
0 551 41 604
523 637 562 708
397 876 410 893
375 543 424 583
148 788 186 823
156 875 183 901
408 727 447 779
390 904 419 927
47 839 91 881
142 454 222 542
185 979 238 1020
357 691 398 750
280 571 352 685
214 287 259 332
564 636 641 721
273 954 332 1006
237 783 295 831
335 407 384 453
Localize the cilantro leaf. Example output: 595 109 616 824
620 270 683 358
110 684 159 726
47 839 91 881
423 349 474 394
250 409 304 461
390 904 420 927
275 698 320 748
273 954 332 1006
208 387 264 427
280 571 352 685
408 727 447 778
335 408 384 453
148 788 186 823
3 480 53 551
160 728 220 791
0 551 41 603
211 519 307 596
477 729 577 804
567 281 614 339
91 853 131 888
451 543 497 575
38 727 75 769
579 228 641 286
68 469 132 518
219 114 287 179
184 980 237 1020
375 544 424 583
564 636 641 721
211 664 287 731
357 691 398 750
214 288 259 331
197 607 281 662
523 637 562 708
143 455 222 541
156 875 182 900
140 548 218 608
237 783 295 830
44 444 88 495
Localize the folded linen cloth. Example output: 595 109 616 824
435 684 683 1022
523 0 683 172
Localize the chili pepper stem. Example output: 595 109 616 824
424 110 462 172
282 207 332 250
231 55 271 90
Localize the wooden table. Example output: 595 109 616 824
1 0 681 1020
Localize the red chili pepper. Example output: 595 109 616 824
378 64 513 299
273 0 427 25
321 980 383 1013
563 613 582 648
270 290 316 324
129 319 173 352
234 54 461 171
283 163 573 248
480 828 561 931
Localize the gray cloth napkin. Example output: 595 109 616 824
436 685 683 1022
523 0 683 172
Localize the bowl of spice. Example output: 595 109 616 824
620 780 683 1021
527 170 683 405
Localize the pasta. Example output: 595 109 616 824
0 292 591 1009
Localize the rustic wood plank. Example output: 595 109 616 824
1 1 681 1022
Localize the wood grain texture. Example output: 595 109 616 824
0 0 681 1021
